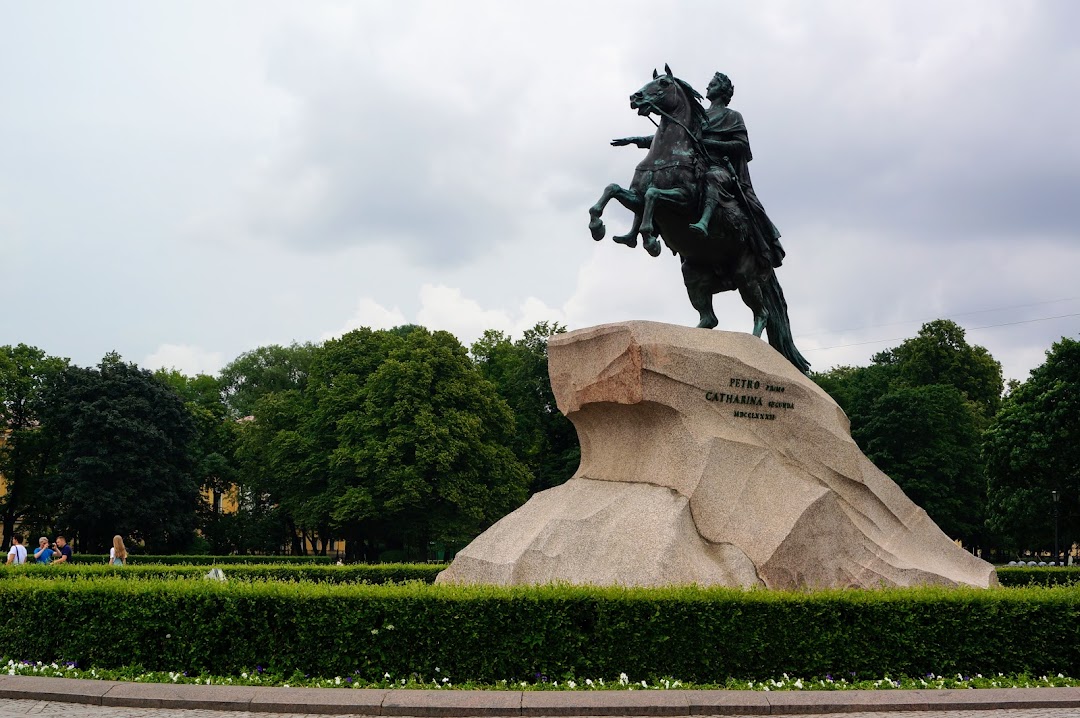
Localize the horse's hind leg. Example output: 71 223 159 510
682 260 721 329
738 278 769 337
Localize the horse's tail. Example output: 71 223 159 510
762 271 811 374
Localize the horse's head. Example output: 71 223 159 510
630 67 679 117
629 64 701 119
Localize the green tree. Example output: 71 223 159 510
306 327 408 558
218 343 316 418
812 320 1004 547
471 322 579 492
323 327 531 557
0 344 68 544
40 353 200 552
233 328 424 558
156 370 242 554
218 343 326 554
858 384 985 545
235 388 314 554
229 326 548 559
985 337 1080 555
811 362 897 435
874 319 1004 421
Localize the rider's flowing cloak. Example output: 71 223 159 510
703 106 786 268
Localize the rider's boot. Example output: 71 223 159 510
689 200 717 237
614 212 643 247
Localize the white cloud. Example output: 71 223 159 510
325 284 567 349
144 344 224 377
415 284 565 347
321 298 408 340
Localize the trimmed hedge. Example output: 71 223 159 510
0 563 442 584
996 567 1080 587
2 578 1079 682
10 564 1080 588
68 554 335 566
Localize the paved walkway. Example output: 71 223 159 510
4 676 1080 716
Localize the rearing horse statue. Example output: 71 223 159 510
588 66 810 373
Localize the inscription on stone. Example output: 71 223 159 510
704 377 795 420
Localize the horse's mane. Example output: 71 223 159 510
670 75 709 133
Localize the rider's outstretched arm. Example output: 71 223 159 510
611 135 654 149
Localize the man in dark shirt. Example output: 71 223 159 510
53 536 74 564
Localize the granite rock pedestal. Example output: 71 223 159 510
437 321 996 590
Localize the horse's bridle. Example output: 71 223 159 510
639 89 709 159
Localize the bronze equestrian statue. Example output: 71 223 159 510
588 66 809 373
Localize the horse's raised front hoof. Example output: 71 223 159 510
697 314 719 329
612 234 637 248
643 236 662 257
688 220 708 238
589 218 606 241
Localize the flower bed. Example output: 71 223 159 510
6 658 1080 691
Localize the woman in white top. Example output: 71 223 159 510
6 534 27 565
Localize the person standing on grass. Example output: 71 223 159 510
6 534 27 565
109 535 127 566
53 536 73 564
34 536 54 564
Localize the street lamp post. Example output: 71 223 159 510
1052 490 1060 566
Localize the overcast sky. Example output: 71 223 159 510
2 0 1078 384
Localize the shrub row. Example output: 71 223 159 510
65 554 335 566
10 564 1075 588
2 578 1080 682
0 563 443 584
996 567 1080 587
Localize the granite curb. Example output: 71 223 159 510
3 676 1080 715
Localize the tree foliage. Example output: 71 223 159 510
859 384 985 544
155 370 243 554
985 337 1080 555
0 344 68 544
812 320 1003 547
339 328 530 549
236 327 533 560
874 319 1004 422
471 322 579 492
40 353 200 552
218 343 316 418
